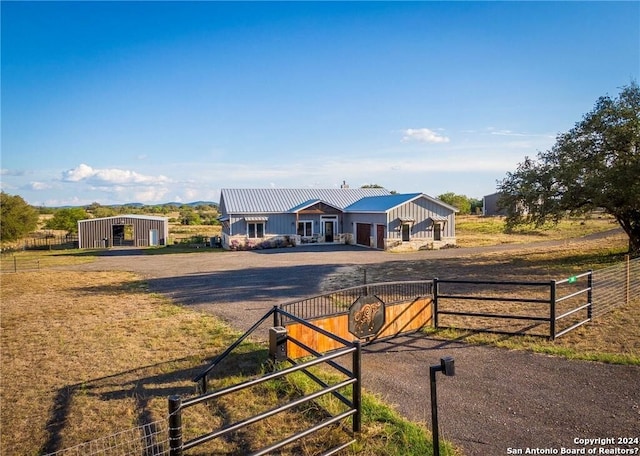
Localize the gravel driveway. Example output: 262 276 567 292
72 236 639 455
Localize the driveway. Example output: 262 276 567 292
70 236 639 455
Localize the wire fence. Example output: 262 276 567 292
42 421 168 456
591 256 639 318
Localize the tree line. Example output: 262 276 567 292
3 84 638 252
0 196 220 242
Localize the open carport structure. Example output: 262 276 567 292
78 215 169 248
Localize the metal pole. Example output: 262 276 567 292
626 254 630 306
352 340 362 433
429 357 455 456
587 270 593 320
168 395 183 456
273 305 280 328
433 278 439 329
549 280 556 340
430 365 440 456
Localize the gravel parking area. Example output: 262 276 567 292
72 238 640 455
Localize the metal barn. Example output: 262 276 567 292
78 215 169 249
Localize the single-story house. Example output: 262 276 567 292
219 188 458 251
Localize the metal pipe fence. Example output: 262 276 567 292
277 280 433 323
434 273 595 340
178 306 361 456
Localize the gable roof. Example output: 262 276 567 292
345 193 459 213
220 188 391 213
344 193 422 212
78 214 168 224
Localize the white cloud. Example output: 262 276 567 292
62 163 171 185
1 168 26 176
28 181 52 190
401 128 450 144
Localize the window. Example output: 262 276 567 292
248 222 265 238
297 221 313 236
434 223 442 241
402 224 411 242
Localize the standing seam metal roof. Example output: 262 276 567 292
220 188 392 213
344 193 423 212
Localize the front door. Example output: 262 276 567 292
376 225 385 249
324 221 334 242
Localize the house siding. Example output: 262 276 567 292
220 189 457 251
386 198 456 251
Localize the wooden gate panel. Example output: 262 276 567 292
286 297 432 359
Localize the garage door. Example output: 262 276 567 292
356 223 371 246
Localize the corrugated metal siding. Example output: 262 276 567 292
220 188 391 213
78 216 168 248
388 197 455 239
229 213 297 237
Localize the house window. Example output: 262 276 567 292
297 221 313 236
434 223 442 241
248 222 265 238
401 224 411 242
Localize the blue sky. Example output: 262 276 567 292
2 1 638 207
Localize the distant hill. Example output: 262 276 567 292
161 201 219 208
37 201 219 210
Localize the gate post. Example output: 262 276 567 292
587 270 593 320
549 280 556 340
352 340 362 434
168 395 183 456
433 278 439 329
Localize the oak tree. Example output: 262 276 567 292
498 82 640 254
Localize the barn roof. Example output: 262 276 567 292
78 214 168 224
220 188 391 213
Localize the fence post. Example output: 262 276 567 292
626 254 630 306
549 280 556 340
352 340 362 434
587 270 593 320
14 257 17 273
433 278 439 329
168 395 183 456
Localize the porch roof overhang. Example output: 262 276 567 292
244 216 269 222
289 199 344 214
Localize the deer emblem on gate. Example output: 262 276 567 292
349 295 385 338
354 301 382 333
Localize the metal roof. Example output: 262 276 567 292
344 193 423 212
220 188 392 213
78 214 168 224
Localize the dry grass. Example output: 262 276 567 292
0 270 238 454
455 214 618 247
1 270 450 456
